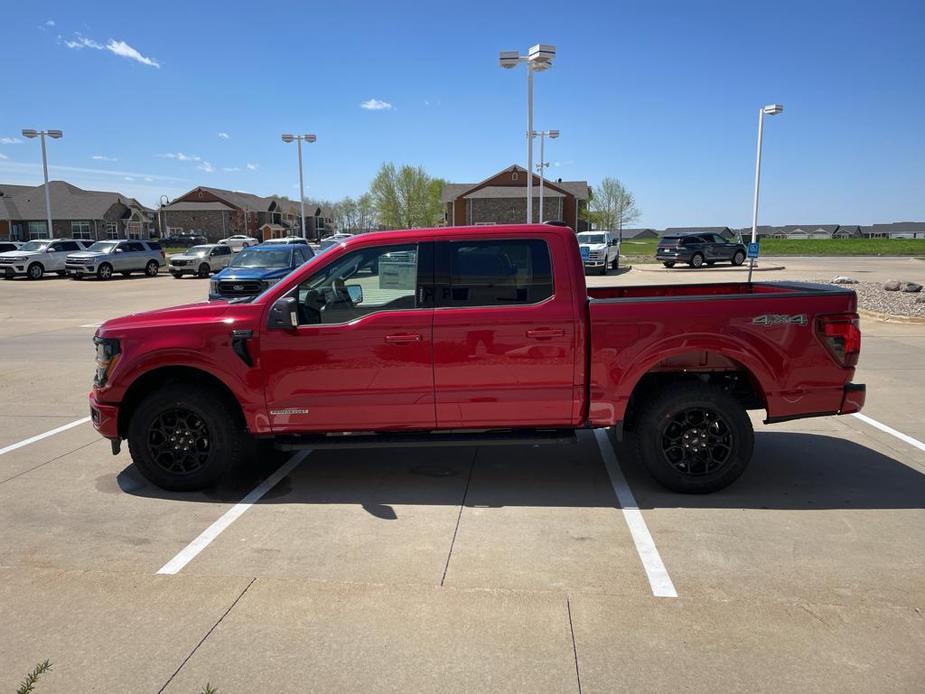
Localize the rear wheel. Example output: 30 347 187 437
612 255 620 271
127 384 248 491
27 263 44 280
145 260 160 277
97 263 113 280
662 262 675 268
633 383 753 493
689 253 704 269
732 250 746 266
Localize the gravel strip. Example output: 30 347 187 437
810 280 925 318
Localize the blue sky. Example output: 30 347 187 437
1 0 923 228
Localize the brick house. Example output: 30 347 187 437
0 181 156 241
442 165 590 231
161 186 334 242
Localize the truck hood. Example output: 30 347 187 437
0 250 39 260
100 301 232 333
67 251 109 260
214 266 292 281
170 253 208 262
579 243 608 251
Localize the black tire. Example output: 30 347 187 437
145 260 160 277
127 384 249 491
633 382 754 494
732 250 746 266
27 262 44 280
663 262 675 268
97 263 113 280
599 264 607 276
613 255 620 271
197 262 210 278
170 271 182 279
689 253 704 269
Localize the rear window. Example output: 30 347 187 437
446 240 553 307
146 241 161 250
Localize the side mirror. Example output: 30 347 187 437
346 284 363 305
115 248 124 254
268 296 298 329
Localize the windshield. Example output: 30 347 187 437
20 241 51 252
187 245 211 256
88 241 119 253
230 248 291 268
578 234 607 244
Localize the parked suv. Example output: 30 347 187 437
168 244 234 278
209 244 314 300
0 238 90 279
65 240 166 280
577 230 620 274
657 233 747 268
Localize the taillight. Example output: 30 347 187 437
816 314 860 367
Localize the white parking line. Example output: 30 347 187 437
593 429 678 598
852 413 925 453
156 450 311 575
0 416 92 457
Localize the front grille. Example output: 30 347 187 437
0 257 18 264
218 279 263 295
171 259 188 267
67 257 93 264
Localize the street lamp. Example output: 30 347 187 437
532 129 559 221
748 104 783 282
500 43 556 224
159 195 169 241
281 133 317 239
21 128 63 239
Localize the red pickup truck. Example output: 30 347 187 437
89 224 864 494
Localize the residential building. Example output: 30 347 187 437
442 165 590 231
0 180 155 241
619 228 659 239
867 222 925 239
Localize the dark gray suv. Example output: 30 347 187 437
656 233 747 269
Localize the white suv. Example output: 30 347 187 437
576 230 621 275
0 239 90 279
168 244 234 278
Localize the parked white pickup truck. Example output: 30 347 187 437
576 230 621 274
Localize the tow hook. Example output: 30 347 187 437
231 329 254 367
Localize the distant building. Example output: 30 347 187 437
867 222 925 239
162 186 335 242
619 228 659 239
442 165 591 231
0 181 155 241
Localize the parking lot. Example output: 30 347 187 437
1 263 923 692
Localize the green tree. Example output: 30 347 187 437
369 163 445 229
585 177 641 242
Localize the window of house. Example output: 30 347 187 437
71 221 92 239
445 239 553 308
295 244 420 325
27 221 49 239
127 221 144 239
106 222 119 239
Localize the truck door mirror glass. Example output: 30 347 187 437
346 284 363 305
268 296 298 329
115 248 124 253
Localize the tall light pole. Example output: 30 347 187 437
21 129 62 238
281 133 317 239
532 129 559 221
500 44 556 224
159 195 169 240
748 104 783 282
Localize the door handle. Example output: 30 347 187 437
526 328 564 339
385 333 422 344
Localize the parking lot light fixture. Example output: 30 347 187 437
499 43 556 223
531 129 560 222
748 104 783 283
281 133 317 239
21 128 62 239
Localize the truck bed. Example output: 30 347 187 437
587 280 852 302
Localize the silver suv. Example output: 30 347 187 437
65 240 166 280
168 244 234 278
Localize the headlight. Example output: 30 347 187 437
93 336 121 387
209 279 218 294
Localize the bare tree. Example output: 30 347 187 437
586 177 641 243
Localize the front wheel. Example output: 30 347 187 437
127 384 248 491
170 271 182 279
197 263 210 278
689 253 704 269
145 260 160 277
732 250 746 266
97 263 113 280
633 382 754 493
27 263 44 280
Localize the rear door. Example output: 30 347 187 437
432 236 576 428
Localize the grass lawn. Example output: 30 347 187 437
619 237 925 263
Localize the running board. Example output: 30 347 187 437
274 429 579 451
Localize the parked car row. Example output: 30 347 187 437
0 238 166 280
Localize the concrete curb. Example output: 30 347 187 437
630 263 787 273
858 308 925 325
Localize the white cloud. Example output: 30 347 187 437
92 155 117 161
246 163 258 171
0 137 22 145
0 153 7 160
197 161 215 173
46 19 55 27
124 176 134 181
222 167 241 172
361 98 393 111
144 177 153 182
61 33 159 68
217 132 230 140
158 152 200 162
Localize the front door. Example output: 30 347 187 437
432 237 576 428
261 242 436 433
